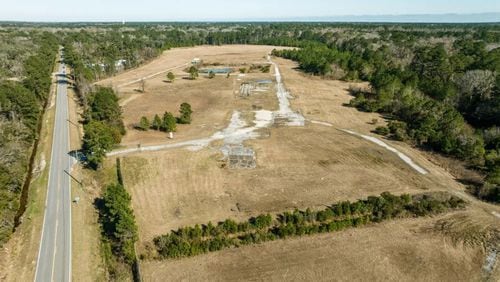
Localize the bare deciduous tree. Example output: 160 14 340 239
456 70 496 102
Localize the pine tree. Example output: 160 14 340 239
178 102 193 124
152 114 162 131
162 111 177 133
188 66 198 80
139 116 150 131
167 72 175 82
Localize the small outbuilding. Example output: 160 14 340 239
192 58 202 65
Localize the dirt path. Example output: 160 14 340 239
108 57 301 157
116 63 189 88
104 46 499 281
340 129 428 174
106 51 500 224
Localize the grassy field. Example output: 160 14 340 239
98 45 282 147
98 45 500 281
142 215 486 281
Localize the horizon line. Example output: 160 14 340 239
1 12 499 24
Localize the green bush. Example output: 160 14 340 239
153 192 465 260
374 126 389 136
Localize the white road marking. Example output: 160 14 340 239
35 54 71 282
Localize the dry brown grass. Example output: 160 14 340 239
98 45 500 281
142 216 484 282
98 45 282 147
121 125 447 245
97 45 280 89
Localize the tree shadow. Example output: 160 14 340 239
456 178 483 187
132 125 149 131
68 149 86 162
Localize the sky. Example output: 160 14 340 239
1 0 499 22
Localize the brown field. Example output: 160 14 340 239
98 45 499 281
121 125 456 244
98 45 284 147
142 215 486 282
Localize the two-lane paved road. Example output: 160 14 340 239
34 52 72 282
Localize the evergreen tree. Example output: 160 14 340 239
152 114 162 131
139 116 150 131
100 183 138 263
178 102 193 124
188 66 198 80
82 121 117 168
167 72 175 82
162 111 177 133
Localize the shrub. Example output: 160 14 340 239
178 102 193 124
374 126 390 136
153 192 464 259
138 116 150 131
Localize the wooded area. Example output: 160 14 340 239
271 27 500 203
96 158 139 280
0 31 58 246
82 87 125 168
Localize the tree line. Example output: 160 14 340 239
81 87 125 169
138 102 192 135
154 192 465 259
96 158 139 280
0 31 58 246
272 37 500 203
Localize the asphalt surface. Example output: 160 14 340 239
34 54 72 282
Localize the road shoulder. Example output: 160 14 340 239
67 70 107 281
0 55 60 282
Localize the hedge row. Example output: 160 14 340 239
154 192 465 259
